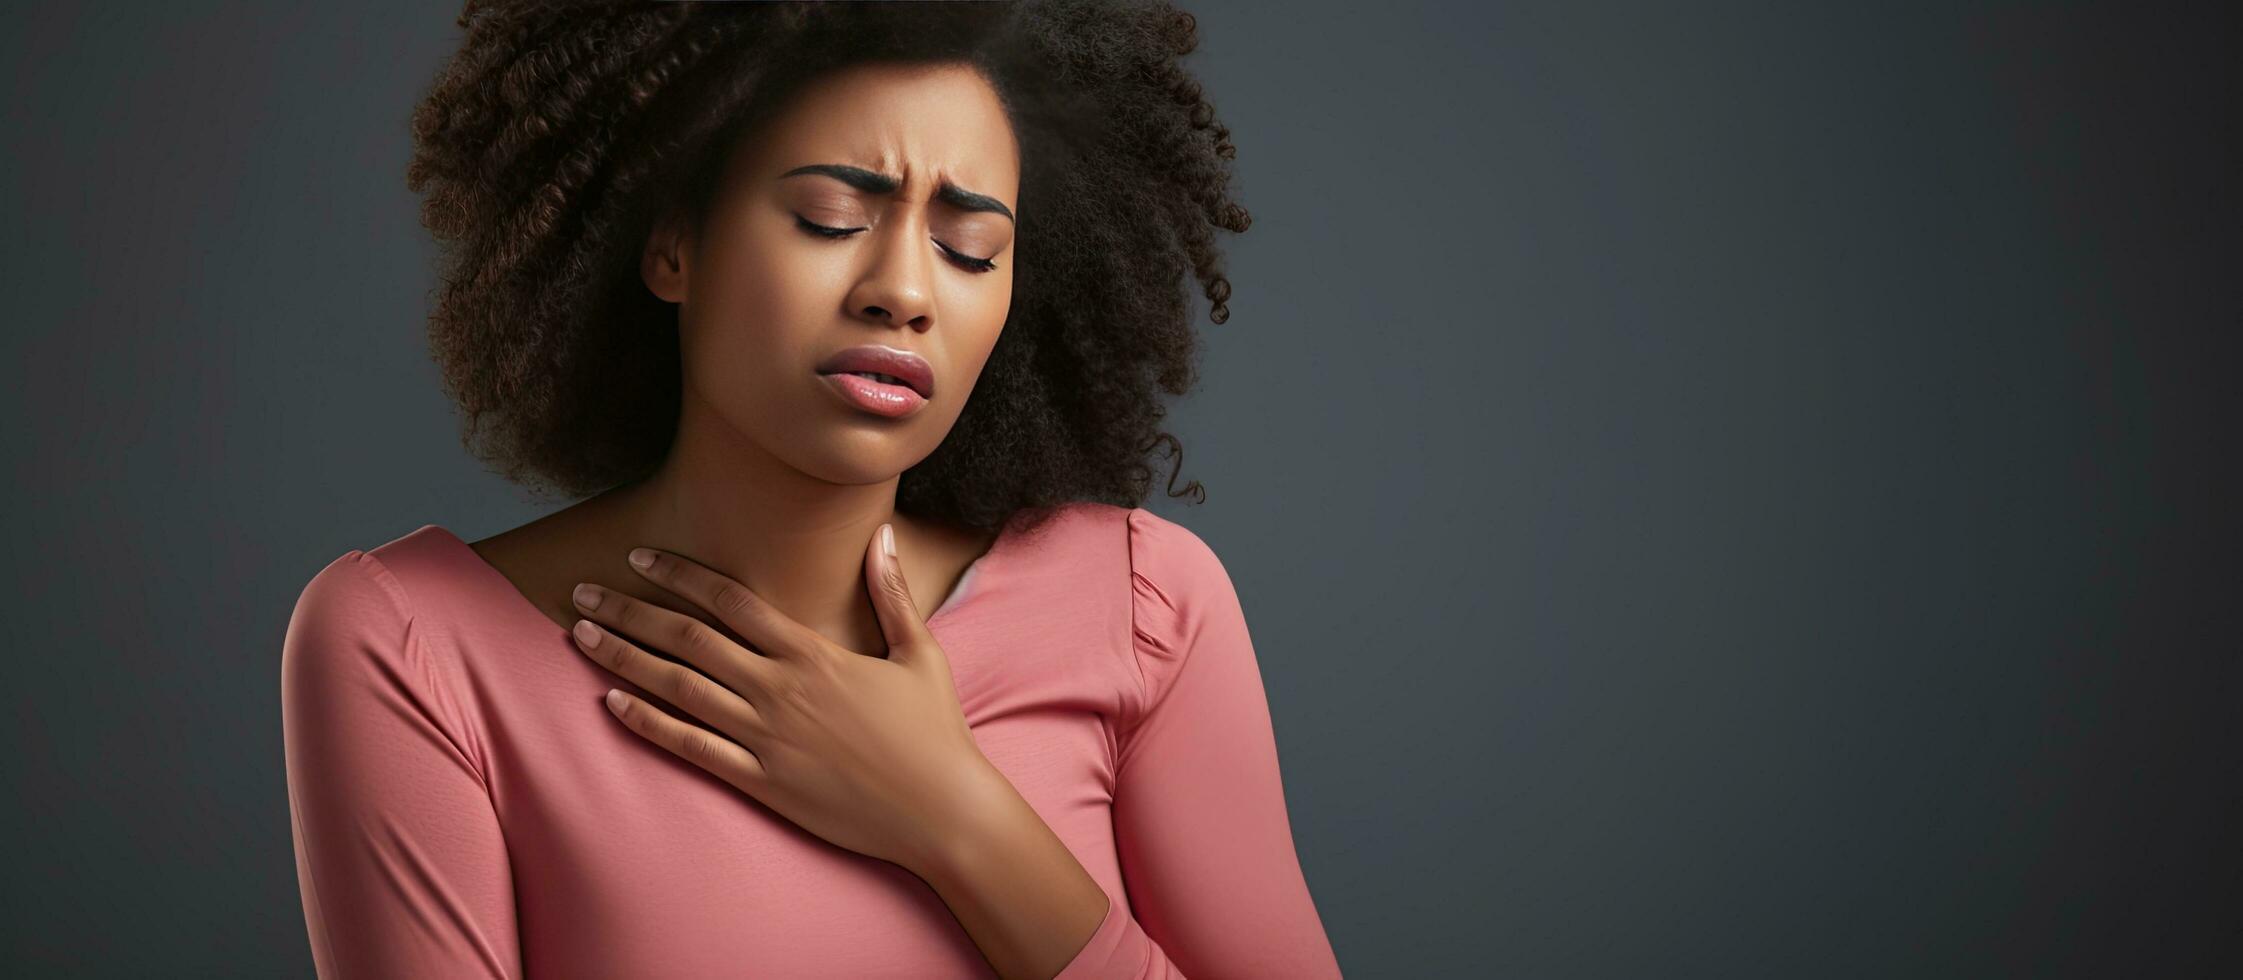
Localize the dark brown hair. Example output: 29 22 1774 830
405 0 1250 530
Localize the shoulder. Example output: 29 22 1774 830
1122 507 1239 669
1006 500 1223 564
991 500 1234 625
287 550 412 642
290 523 464 611
281 550 420 714
1003 501 1229 594
1123 506 1227 591
280 528 493 775
1124 507 1235 643
281 524 473 666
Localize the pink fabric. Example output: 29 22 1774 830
281 501 1341 978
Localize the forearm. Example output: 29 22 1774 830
908 763 1111 980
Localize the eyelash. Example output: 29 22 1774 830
795 215 999 273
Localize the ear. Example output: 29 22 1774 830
641 208 692 304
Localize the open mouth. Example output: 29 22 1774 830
818 370 928 418
814 344 934 399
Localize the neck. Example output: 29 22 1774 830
601 400 912 657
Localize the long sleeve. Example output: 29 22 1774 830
280 550 522 979
1054 509 1343 979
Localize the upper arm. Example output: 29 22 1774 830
1111 509 1342 978
280 551 521 979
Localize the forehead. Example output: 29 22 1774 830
748 61 1019 203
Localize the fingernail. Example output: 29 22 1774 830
628 548 655 570
572 619 600 647
573 583 601 610
605 689 626 714
881 523 897 559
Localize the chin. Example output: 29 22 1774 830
782 427 937 486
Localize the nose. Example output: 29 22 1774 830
845 208 934 332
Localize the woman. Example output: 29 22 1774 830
280 1 1340 977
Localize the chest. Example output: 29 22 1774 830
468 628 1139 977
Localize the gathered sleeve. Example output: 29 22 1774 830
279 551 522 979
1054 509 1344 979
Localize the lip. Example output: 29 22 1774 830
815 344 935 400
819 371 928 418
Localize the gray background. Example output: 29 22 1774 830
5 1 2237 976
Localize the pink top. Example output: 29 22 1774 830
280 501 1342 978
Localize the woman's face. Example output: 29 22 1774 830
644 60 1020 486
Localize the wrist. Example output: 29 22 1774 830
909 757 1031 884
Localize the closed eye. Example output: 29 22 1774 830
794 215 999 274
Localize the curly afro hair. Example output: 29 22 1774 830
404 0 1251 531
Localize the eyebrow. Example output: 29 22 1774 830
779 163 1014 223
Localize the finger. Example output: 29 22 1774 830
571 617 771 747
864 523 932 663
572 582 781 702
603 687 769 796
625 548 822 662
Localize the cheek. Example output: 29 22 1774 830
681 235 837 383
958 276 1012 368
934 306 1010 413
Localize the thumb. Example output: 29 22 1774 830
865 522 937 663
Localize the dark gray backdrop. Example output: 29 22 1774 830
5 1 2237 976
